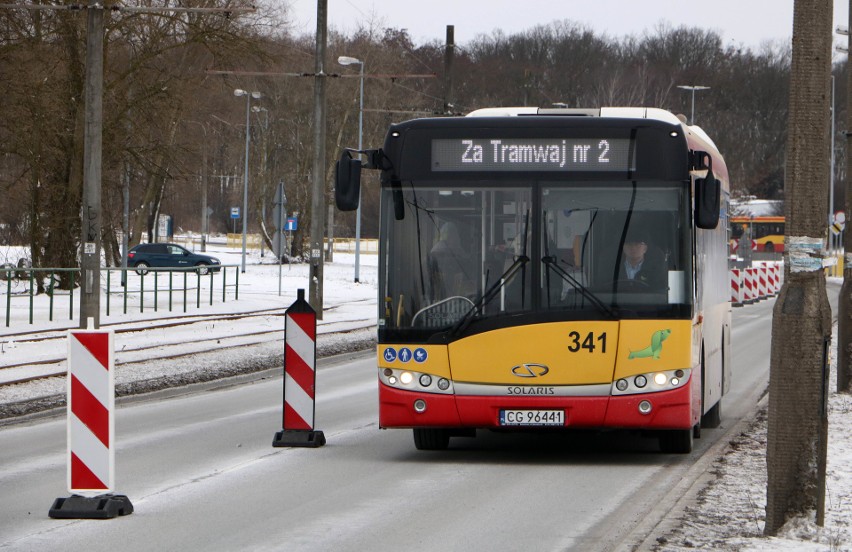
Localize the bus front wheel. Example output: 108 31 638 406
413 428 450 450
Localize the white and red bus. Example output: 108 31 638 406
336 106 731 453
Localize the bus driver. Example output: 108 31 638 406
618 229 667 290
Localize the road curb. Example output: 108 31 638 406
618 391 770 552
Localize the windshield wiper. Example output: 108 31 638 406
541 256 617 319
448 254 530 338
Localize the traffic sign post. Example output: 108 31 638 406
273 289 326 447
831 211 846 250
230 206 240 234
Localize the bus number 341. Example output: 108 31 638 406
567 331 607 353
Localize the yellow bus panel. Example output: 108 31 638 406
447 322 619 385
613 320 692 379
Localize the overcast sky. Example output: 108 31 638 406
286 1 850 52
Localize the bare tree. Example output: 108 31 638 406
0 12 808 271
765 0 832 534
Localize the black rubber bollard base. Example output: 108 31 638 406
49 494 134 519
272 429 326 448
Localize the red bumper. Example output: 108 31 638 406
379 381 695 430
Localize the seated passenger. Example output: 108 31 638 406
429 222 476 299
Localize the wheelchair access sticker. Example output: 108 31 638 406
384 346 429 363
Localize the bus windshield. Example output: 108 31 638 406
379 180 693 336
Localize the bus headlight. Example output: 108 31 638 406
612 369 691 395
379 368 453 395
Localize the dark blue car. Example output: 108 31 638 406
128 243 221 275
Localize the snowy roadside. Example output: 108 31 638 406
0 245 379 420
648 323 852 552
0 326 376 420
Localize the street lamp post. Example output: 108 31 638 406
234 88 262 273
676 85 710 125
338 55 364 283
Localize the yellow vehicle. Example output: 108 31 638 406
730 215 785 252
336 107 731 453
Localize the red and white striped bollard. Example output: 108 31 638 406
273 289 326 447
49 328 133 519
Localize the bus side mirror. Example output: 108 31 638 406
335 150 361 211
695 170 721 229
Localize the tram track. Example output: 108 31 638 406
0 300 376 389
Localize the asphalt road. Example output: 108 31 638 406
0 286 835 552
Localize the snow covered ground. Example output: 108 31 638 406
651 320 852 551
1 241 851 550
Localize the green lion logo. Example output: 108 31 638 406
628 329 671 359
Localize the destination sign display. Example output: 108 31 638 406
431 138 633 172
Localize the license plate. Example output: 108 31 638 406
499 409 564 426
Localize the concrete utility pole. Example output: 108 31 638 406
443 25 455 114
765 0 832 534
838 5 852 392
308 0 328 318
79 0 104 328
194 122 209 253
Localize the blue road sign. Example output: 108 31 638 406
285 216 298 231
230 207 240 219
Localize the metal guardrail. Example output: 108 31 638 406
2 265 240 327
2 266 76 327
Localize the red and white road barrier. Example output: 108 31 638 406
273 289 326 448
774 263 783 293
68 330 114 492
764 263 776 296
743 267 755 303
730 269 743 306
49 328 133 519
730 262 784 306
756 264 768 299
